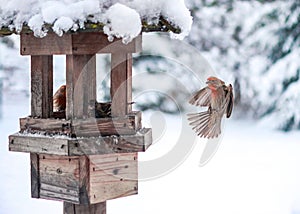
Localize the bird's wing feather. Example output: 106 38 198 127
187 111 222 138
226 84 234 118
189 87 211 107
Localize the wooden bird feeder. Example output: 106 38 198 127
8 31 152 213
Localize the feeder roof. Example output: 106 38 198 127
0 0 193 43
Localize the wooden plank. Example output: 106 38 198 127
66 54 96 120
71 32 141 54
111 52 132 117
72 112 141 137
19 117 71 134
132 111 142 131
69 128 152 155
9 127 151 155
39 155 80 203
40 183 79 203
127 53 133 113
9 134 69 155
63 202 106 214
31 55 53 118
30 153 40 198
21 33 72 55
19 111 140 136
79 156 90 204
20 32 141 55
72 117 135 136
89 153 138 204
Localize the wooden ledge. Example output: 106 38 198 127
9 128 152 156
20 111 142 137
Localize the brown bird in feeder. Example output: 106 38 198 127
53 85 133 117
187 76 233 138
53 85 66 112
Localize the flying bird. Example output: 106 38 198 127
187 76 233 138
53 85 66 112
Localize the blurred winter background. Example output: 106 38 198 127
1 0 300 213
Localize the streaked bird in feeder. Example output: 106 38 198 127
187 76 233 138
53 85 66 112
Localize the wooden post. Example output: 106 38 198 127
65 53 106 213
66 54 96 119
30 55 53 200
30 153 40 198
110 53 132 117
63 202 106 214
31 55 53 118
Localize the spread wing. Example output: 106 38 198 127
187 111 222 138
189 87 211 107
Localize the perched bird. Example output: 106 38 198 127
53 85 66 112
94 102 112 118
53 84 133 117
187 76 233 138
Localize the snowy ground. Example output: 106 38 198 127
1 93 300 214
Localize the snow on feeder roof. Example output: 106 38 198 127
0 0 193 43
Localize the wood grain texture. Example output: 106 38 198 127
21 33 72 55
79 156 90 204
27 154 137 205
9 134 69 155
20 117 71 134
20 111 141 136
69 128 152 155
39 155 80 203
63 202 106 214
9 128 151 155
21 32 141 56
111 52 133 117
31 55 53 118
72 32 141 54
66 54 96 120
72 117 136 137
30 153 40 198
89 153 138 204
110 52 127 117
126 53 133 113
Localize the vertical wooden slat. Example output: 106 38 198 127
31 55 53 118
66 54 96 120
79 156 90 204
127 53 133 113
110 53 132 117
30 153 40 198
63 202 106 214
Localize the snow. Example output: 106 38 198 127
0 0 193 42
53 16 77 36
161 0 193 39
1 2 300 211
103 3 141 44
28 14 46 37
185 0 300 130
1 94 300 214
